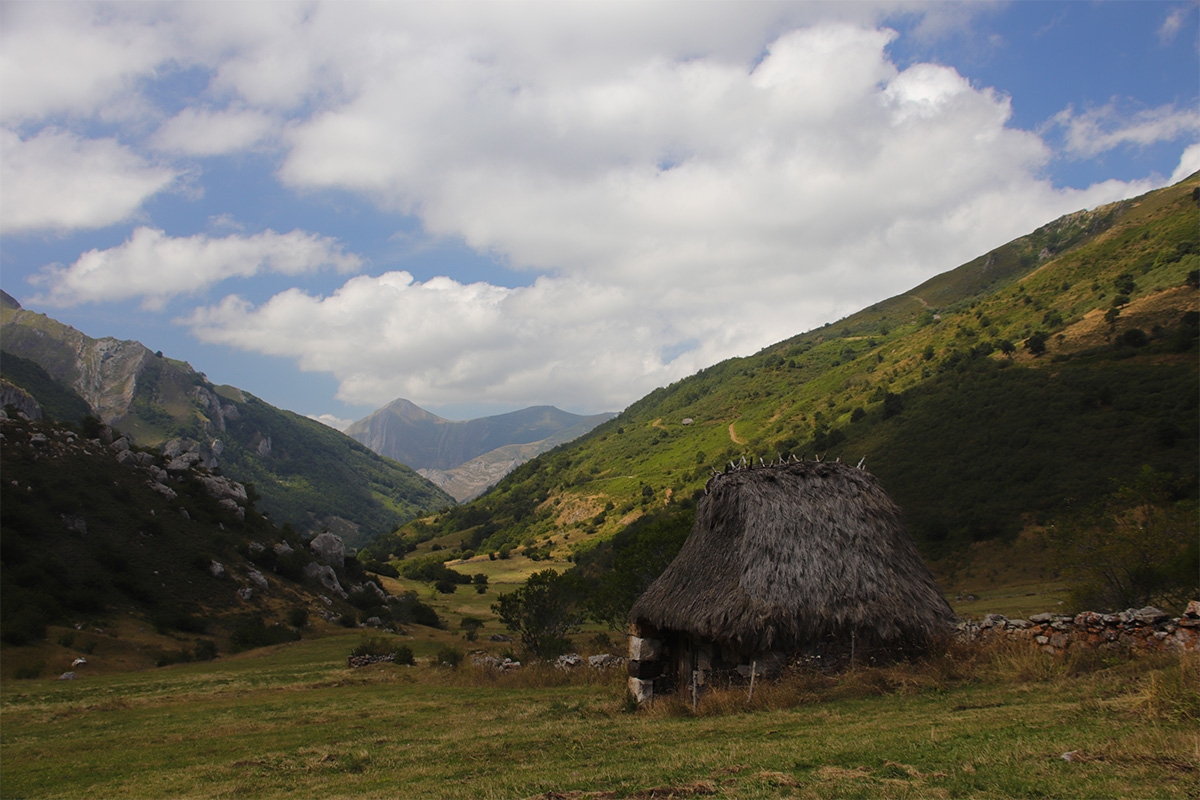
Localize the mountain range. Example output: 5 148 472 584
0 296 453 546
345 399 615 501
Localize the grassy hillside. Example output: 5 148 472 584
384 176 1199 583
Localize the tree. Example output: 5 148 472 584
1046 467 1198 613
460 617 484 642
1024 331 1048 356
492 569 585 658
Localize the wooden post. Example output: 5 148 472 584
690 670 699 713
747 660 757 703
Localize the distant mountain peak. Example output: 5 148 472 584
346 397 616 498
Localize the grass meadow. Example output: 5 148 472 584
2 630 1196 799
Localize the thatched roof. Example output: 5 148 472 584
629 460 956 654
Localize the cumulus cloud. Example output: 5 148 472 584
1051 102 1200 159
151 107 276 155
0 2 174 124
30 227 363 310
0 128 178 234
1 3 1187 413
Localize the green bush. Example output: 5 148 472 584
436 646 462 668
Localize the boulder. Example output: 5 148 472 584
309 532 345 566
305 562 347 598
210 560 226 579
197 474 248 505
237 587 254 601
274 541 295 557
247 570 269 591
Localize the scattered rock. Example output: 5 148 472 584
309 532 346 566
61 515 87 535
556 653 582 669
488 633 513 643
59 672 77 680
348 654 395 668
209 560 226 579
304 562 347 598
247 570 269 591
237 587 254 601
473 654 521 671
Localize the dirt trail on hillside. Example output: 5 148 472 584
728 422 747 445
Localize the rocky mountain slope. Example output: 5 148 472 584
346 399 614 501
0 408 442 663
0 296 453 545
389 174 1199 566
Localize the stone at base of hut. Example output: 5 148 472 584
628 677 654 704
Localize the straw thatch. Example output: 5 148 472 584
629 460 956 656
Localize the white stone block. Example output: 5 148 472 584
628 677 654 704
629 636 662 661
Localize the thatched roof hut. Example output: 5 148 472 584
627 459 955 699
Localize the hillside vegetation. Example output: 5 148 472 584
382 175 1199 600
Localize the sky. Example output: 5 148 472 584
1 1 1197 427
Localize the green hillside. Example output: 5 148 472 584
382 175 1199 576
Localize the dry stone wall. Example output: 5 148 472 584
956 602 1200 654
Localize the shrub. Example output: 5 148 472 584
436 646 463 668
287 607 309 629
350 635 399 658
229 615 302 652
193 639 218 662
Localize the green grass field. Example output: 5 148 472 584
2 630 1195 799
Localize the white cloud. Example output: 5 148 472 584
30 227 363 310
1171 142 1200 183
0 4 1182 413
309 413 354 431
1158 3 1196 44
1052 102 1200 159
151 107 276 155
0 2 174 124
0 128 178 234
